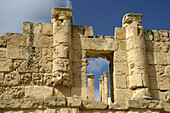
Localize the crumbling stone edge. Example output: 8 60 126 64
0 96 169 112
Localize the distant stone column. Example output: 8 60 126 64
51 7 73 87
104 72 109 104
99 78 102 101
101 75 104 102
123 13 152 99
87 74 95 101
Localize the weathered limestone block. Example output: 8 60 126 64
149 76 158 90
7 45 19 58
148 100 163 109
128 99 148 109
144 29 154 41
114 50 127 63
126 36 145 51
164 65 170 76
25 86 53 98
147 52 154 64
53 59 70 72
0 48 6 58
32 73 44 85
19 73 32 85
44 96 66 107
13 59 39 73
73 74 81 87
0 58 12 72
159 30 169 42
1 86 24 99
21 98 44 109
71 86 81 97
159 91 170 102
122 13 142 27
132 88 152 99
53 86 71 97
42 23 53 36
67 97 81 107
158 76 170 90
127 48 147 62
164 103 170 112
0 99 23 108
32 23 43 35
152 30 161 41
127 110 161 113
73 25 94 37
109 101 128 110
53 45 69 58
115 27 126 39
39 60 52 73
114 75 127 89
155 65 165 76
5 33 27 46
114 89 132 101
34 35 52 47
154 52 167 64
129 74 143 89
167 52 170 64
44 73 52 86
81 38 117 51
81 100 107 110
114 63 128 75
42 48 52 60
0 73 4 85
3 71 19 86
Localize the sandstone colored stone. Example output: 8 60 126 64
109 101 128 110
164 103 170 112
42 23 53 36
148 100 163 109
73 25 94 37
152 30 161 41
128 99 148 109
123 13 142 27
81 100 107 110
25 86 53 98
115 27 126 39
67 97 81 107
44 96 66 107
0 58 12 72
21 98 44 109
114 89 132 101
0 99 23 108
0 7 170 113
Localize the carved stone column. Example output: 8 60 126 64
123 13 152 99
99 78 102 101
104 72 109 104
101 75 105 102
51 7 73 87
87 74 95 101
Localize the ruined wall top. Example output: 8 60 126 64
122 13 142 27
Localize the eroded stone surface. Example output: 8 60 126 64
0 7 170 113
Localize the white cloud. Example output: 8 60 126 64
87 57 109 74
0 0 72 35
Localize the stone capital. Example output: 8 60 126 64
103 72 109 77
51 7 73 22
86 74 94 79
122 13 142 27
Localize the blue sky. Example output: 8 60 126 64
0 0 170 100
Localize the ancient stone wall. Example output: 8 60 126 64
0 7 170 113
